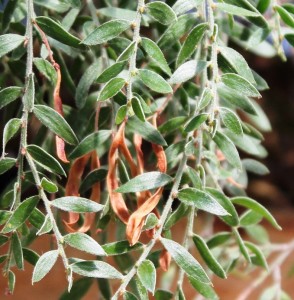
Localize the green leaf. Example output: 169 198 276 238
117 41 136 62
102 241 143 256
0 234 9 247
184 113 208 132
199 88 213 111
98 78 125 101
115 105 128 125
213 131 242 169
221 73 261 98
141 37 171 76
161 238 210 283
127 116 167 146
172 0 203 16
158 116 187 135
2 196 39 233
188 276 218 300
0 211 12 225
231 197 282 230
96 61 126 84
146 1 177 25
41 177 58 193
245 241 268 269
36 215 53 236
240 210 263 227
177 23 208 66
131 97 145 122
0 34 25 58
232 228 251 263
216 3 260 17
11 232 23 270
138 69 172 94
284 34 294 47
80 168 108 194
0 158 16 175
242 159 269 175
192 234 226 278
32 250 59 283
83 20 131 45
116 172 172 193
123 291 138 300
2 118 22 153
275 6 294 28
220 107 243 136
142 213 159 231
282 3 294 14
35 17 86 49
164 202 189 230
34 58 57 84
206 232 232 249
51 196 104 213
8 270 15 294
178 188 229 216
138 260 156 294
26 145 66 176
28 208 46 230
23 248 40 266
0 86 22 110
64 233 106 256
155 290 173 300
2 0 18 32
71 260 123 279
257 0 271 14
33 105 78 145
60 278 93 300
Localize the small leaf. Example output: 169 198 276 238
116 171 172 193
102 241 143 256
28 208 46 230
41 177 58 193
137 260 156 294
284 34 294 47
2 196 39 233
36 215 53 235
115 105 128 125
141 37 171 76
32 250 59 283
35 17 86 49
233 228 251 262
172 0 202 16
83 20 131 45
2 0 18 33
184 113 208 132
64 233 106 256
177 23 208 66
188 276 218 300
240 210 263 227
245 241 268 269
34 58 57 84
143 213 159 231
192 234 226 278
0 158 16 175
8 271 15 294
158 116 187 134
178 188 229 216
221 73 261 98
206 232 232 249
198 88 213 111
60 278 93 300
26 144 66 176
131 97 145 122
146 1 177 25
23 248 40 266
23 73 35 112
96 61 126 84
0 34 25 58
138 69 172 94
242 159 269 175
220 107 243 135
216 3 260 17
71 260 123 279
257 0 271 14
98 78 125 101
155 290 174 300
275 6 294 28
124 291 138 300
0 234 9 247
51 196 104 213
2 118 22 152
117 41 136 62
164 202 189 230
11 232 23 270
0 86 22 110
80 168 108 194
33 105 78 145
213 131 242 169
231 197 282 230
161 238 210 284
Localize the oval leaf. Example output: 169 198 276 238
0 34 25 58
34 58 57 84
146 2 177 25
220 107 243 135
131 97 145 122
184 113 208 132
41 177 58 193
102 241 143 256
216 3 260 17
3 118 22 152
11 232 23 270
115 105 128 125
0 86 22 110
137 260 156 294
98 78 125 101
0 158 16 175
96 61 126 84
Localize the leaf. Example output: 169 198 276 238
2 196 39 233
169 60 207 84
245 241 268 269
2 118 22 152
0 86 22 110
127 116 167 146
141 37 171 76
0 234 8 247
206 232 232 249
64 233 106 256
0 158 16 175
23 248 40 266
115 105 128 125
275 6 294 28
142 213 158 231
11 232 23 270
2 0 18 33
178 188 229 216
71 260 123 279
32 250 59 283
0 34 25 58
33 58 57 84
51 197 104 213
138 69 172 94
117 41 136 62
33 105 78 145
177 23 208 66
184 113 208 132
213 131 242 169
116 172 172 193
231 197 282 230
60 278 93 300
82 20 131 45
192 234 226 278
220 107 243 135
257 0 271 14
146 2 177 25
242 159 269 175
26 145 66 176
232 228 251 262
80 168 108 193
98 78 125 101
240 210 263 227
28 208 46 230
35 17 86 49
164 202 189 230
188 276 218 300
96 61 126 83
124 291 138 300
36 215 53 235
199 88 213 111
221 73 261 98
285 34 294 47
216 3 260 17
41 177 58 193
158 116 187 134
161 238 210 284
137 260 156 294
155 290 174 300
8 270 15 294
172 0 203 16
131 97 145 122
102 241 143 256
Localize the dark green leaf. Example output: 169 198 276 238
245 241 268 269
132 97 145 122
33 105 78 145
158 116 187 134
115 105 128 125
155 290 173 300
206 232 232 249
188 276 218 300
282 3 294 14
285 34 294 47
137 260 156 294
96 61 126 83
117 41 136 62
102 241 143 256
23 248 40 266
11 232 23 269
184 113 208 132
123 291 138 300
28 208 46 230
2 118 22 151
41 177 58 193
2 196 39 233
0 86 22 110
146 1 177 25
0 34 25 58
0 158 16 175
275 6 294 28
2 0 18 32
98 78 125 101
34 58 57 84
0 234 9 247
257 0 271 14
32 250 59 283
26 145 66 176
83 20 131 45
80 168 108 193
164 202 189 230
60 278 93 300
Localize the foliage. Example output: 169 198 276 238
0 0 293 299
